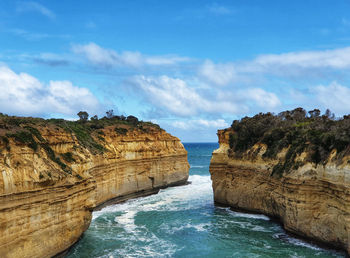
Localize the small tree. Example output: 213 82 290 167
308 109 321 118
278 110 291 120
324 109 335 120
77 111 89 122
91 115 98 121
290 107 306 121
106 110 114 119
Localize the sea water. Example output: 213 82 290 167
66 143 345 257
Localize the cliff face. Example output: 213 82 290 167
0 120 189 258
210 129 350 254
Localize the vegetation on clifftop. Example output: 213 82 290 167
227 108 350 177
0 110 163 175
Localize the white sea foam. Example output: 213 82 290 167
92 175 212 257
231 211 270 221
89 174 340 257
251 225 272 232
160 222 211 234
273 233 322 251
216 206 270 221
93 175 213 220
114 210 137 232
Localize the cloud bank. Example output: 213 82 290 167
6 43 350 140
0 65 100 117
127 75 280 117
199 46 350 86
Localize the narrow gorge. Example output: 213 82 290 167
0 115 189 258
210 110 350 255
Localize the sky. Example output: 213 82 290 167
1 1 350 142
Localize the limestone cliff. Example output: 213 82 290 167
210 128 350 254
0 116 189 258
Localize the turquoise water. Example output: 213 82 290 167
67 143 345 258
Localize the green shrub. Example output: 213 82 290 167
7 131 38 151
115 127 128 135
24 126 44 142
97 131 105 135
41 143 71 173
126 115 139 126
61 152 76 162
229 108 350 176
229 133 236 149
1 135 9 145
0 111 162 155
41 143 55 161
53 121 105 153
271 162 284 177
0 136 10 151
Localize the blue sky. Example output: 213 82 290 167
1 1 350 142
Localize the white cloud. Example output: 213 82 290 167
199 46 350 87
17 1 55 19
72 42 190 68
72 43 119 67
129 75 213 116
199 60 236 86
254 47 350 69
127 75 280 117
0 65 100 117
313 81 350 114
172 119 229 130
240 88 281 108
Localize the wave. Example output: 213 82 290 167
93 175 213 221
89 174 341 258
216 206 270 221
273 233 322 251
91 175 213 257
160 222 211 234
230 211 270 221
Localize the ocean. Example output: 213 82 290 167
66 143 345 258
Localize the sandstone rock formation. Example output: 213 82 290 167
210 129 350 255
0 117 189 258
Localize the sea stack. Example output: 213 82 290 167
209 109 350 255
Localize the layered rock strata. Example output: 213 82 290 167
210 129 350 254
0 123 189 258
